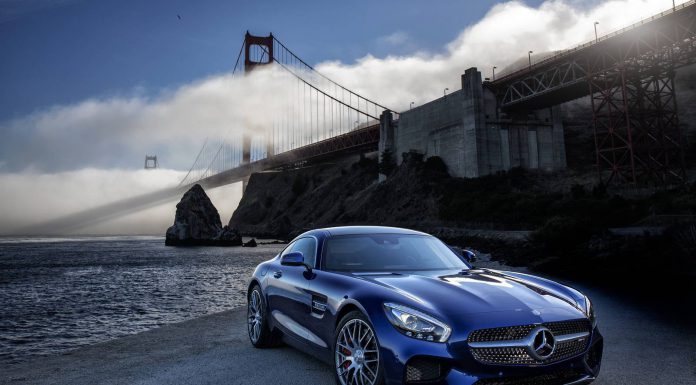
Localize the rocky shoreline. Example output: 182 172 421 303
166 153 695 279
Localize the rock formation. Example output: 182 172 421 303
165 184 242 246
242 238 258 247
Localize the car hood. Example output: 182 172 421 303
352 268 586 325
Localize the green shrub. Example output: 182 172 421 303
425 156 448 174
670 222 696 259
530 216 594 251
570 184 585 199
292 175 308 196
378 150 396 176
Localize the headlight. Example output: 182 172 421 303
582 295 596 327
383 303 451 342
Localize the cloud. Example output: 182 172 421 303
378 31 409 46
316 0 674 110
0 168 242 234
0 68 289 173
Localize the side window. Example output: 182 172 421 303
280 241 296 258
290 238 317 267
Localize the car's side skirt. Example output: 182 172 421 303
271 310 328 349
281 331 333 365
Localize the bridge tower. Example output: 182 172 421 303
244 32 274 73
144 155 159 169
242 32 275 167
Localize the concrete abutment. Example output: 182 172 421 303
385 67 567 179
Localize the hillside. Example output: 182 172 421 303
229 152 696 278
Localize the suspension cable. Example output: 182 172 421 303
272 36 396 113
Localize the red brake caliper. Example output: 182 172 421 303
343 334 352 369
343 347 351 369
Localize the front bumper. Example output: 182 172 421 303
376 320 604 385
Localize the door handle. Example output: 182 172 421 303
273 271 283 279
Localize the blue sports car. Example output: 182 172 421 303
246 226 603 385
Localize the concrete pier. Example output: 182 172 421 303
390 67 566 178
378 110 396 182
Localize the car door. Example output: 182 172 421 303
266 238 317 343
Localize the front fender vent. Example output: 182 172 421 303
405 357 449 383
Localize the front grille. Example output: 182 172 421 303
549 339 589 362
468 325 536 343
470 347 536 365
469 320 589 343
468 319 591 366
545 320 590 336
473 369 585 385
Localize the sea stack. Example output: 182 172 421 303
165 184 242 246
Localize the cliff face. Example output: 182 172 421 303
228 154 446 238
228 157 378 238
227 153 696 278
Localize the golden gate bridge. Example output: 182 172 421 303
24 1 696 234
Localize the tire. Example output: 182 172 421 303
333 311 384 385
247 284 282 348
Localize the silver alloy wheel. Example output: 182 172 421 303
335 319 380 385
247 290 262 343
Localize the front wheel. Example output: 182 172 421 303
333 311 383 385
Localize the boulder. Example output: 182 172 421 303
242 238 257 247
165 184 242 246
218 226 243 246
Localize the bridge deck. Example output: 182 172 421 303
22 124 380 234
490 0 696 109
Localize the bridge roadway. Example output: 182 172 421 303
490 0 696 109
22 124 379 234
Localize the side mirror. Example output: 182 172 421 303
281 251 305 266
449 245 476 263
462 250 477 263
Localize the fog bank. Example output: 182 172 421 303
0 169 242 235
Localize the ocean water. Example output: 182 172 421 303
0 236 283 364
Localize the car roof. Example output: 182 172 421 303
307 226 429 237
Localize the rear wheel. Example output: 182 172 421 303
333 311 383 385
247 285 281 348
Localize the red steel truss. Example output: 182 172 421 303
590 63 684 185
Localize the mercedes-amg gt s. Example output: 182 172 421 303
246 226 603 385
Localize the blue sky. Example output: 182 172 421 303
0 0 549 121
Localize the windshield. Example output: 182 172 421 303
323 234 469 272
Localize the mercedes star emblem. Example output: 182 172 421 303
528 327 556 361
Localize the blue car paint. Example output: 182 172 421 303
248 226 602 384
